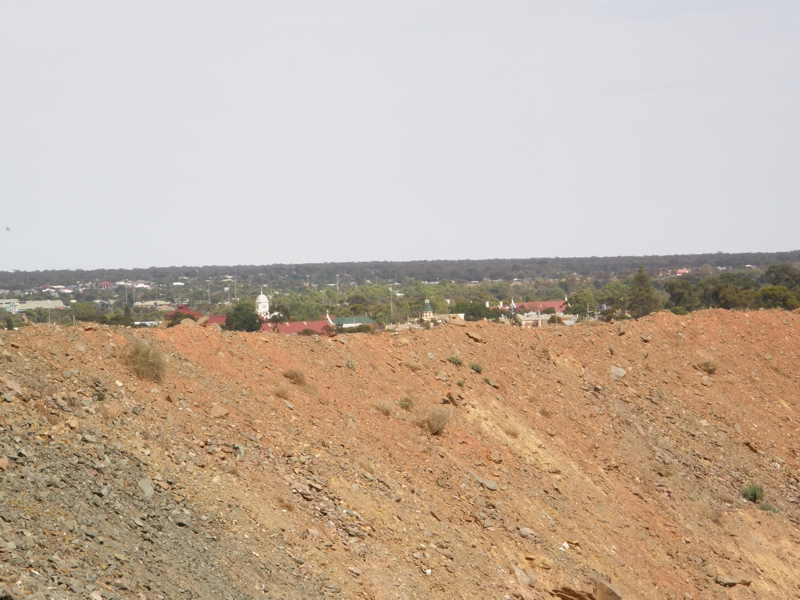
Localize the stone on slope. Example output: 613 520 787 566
594 578 622 600
138 478 155 500
609 366 627 381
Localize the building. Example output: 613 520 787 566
422 299 434 321
255 288 270 319
13 300 66 314
97 281 115 289
0 299 20 313
164 305 203 320
332 316 377 329
512 300 568 315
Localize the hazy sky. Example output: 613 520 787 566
1 1 798 271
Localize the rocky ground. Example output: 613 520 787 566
1 308 799 599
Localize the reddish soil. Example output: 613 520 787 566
2 308 799 599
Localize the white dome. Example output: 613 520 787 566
255 293 270 318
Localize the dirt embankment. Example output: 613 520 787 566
1 309 799 599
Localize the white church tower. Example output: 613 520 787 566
255 287 270 319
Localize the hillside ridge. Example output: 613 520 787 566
1 309 799 599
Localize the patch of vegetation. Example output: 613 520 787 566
123 338 166 383
501 422 521 438
759 502 778 513
375 400 393 416
698 360 718 375
283 368 307 385
277 498 295 512
402 360 422 372
447 355 463 366
275 384 291 400
416 406 451 436
225 300 262 332
399 396 413 411
742 483 764 503
456 379 465 387
166 311 196 328
469 363 482 373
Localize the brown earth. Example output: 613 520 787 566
1 309 800 599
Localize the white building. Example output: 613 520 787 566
255 288 270 319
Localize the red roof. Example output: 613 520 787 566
98 281 115 288
514 301 568 314
263 320 332 335
207 315 226 325
164 305 203 319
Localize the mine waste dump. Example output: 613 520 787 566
1 308 799 599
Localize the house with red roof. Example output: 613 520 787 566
98 281 115 290
511 300 568 315
164 305 203 320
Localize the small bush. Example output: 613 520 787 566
456 379 465 387
469 363 482 374
275 384 291 400
283 368 307 385
277 498 295 512
101 401 124 420
447 355 463 366
375 400 393 416
501 422 521 438
416 406 451 436
742 483 764 503
403 360 422 372
399 396 413 411
123 338 166 383
699 360 718 375
759 502 778 513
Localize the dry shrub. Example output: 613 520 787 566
359 458 376 474
399 396 413 411
501 422 521 438
416 406 451 436
402 360 422 372
699 360 718 375
539 408 552 418
277 498 295 512
283 368 307 385
275 384 291 400
375 400 393 416
102 401 124 420
123 338 166 383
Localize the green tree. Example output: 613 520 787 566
628 267 660 318
760 286 800 310
568 288 596 316
596 282 629 309
762 264 800 290
663 278 697 311
226 300 262 332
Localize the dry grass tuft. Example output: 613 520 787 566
416 406 452 436
359 458 376 474
699 360 718 375
399 396 413 411
283 368 307 385
275 384 291 400
402 360 422 372
101 401 124 420
375 400 393 416
501 422 521 438
277 498 295 512
123 338 166 383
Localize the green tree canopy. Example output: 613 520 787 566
568 288 596 316
628 267 660 318
663 278 698 311
759 286 800 310
226 300 262 332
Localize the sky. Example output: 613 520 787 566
1 1 798 272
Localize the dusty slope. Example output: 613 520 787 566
1 309 799 599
